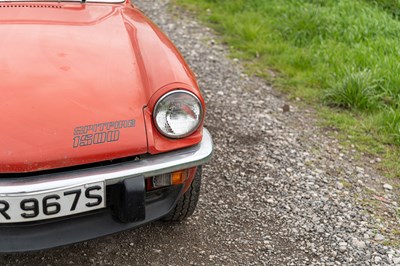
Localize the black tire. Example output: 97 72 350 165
162 166 202 221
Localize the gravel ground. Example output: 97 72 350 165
1 0 400 265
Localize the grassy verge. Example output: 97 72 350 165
175 0 400 178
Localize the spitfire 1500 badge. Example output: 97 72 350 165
73 119 136 148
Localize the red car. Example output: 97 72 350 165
0 0 213 252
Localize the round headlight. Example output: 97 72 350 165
153 90 203 139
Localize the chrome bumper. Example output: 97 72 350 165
0 128 213 196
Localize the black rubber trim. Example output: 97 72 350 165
113 176 146 223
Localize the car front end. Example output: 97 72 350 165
0 0 212 252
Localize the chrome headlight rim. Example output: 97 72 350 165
153 89 204 139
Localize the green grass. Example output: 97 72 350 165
369 0 400 18
175 0 400 178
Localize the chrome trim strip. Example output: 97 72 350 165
0 129 213 196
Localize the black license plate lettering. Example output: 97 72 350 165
64 189 81 211
0 182 105 223
0 200 10 220
20 198 39 218
43 195 61 215
85 186 103 207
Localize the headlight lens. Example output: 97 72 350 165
153 90 203 138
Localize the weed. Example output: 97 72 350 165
324 68 380 111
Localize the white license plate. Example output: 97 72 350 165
0 182 105 223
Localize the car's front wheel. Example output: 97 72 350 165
162 166 202 221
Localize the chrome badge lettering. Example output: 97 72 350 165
73 119 136 148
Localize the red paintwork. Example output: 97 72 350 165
0 2 204 173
